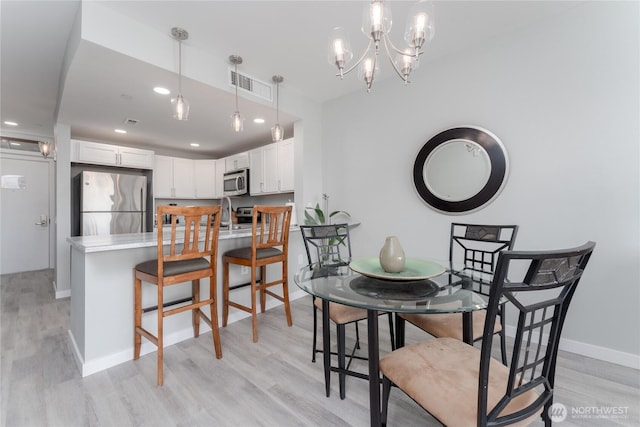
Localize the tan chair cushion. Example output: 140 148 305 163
135 258 210 277
400 311 501 341
223 247 282 260
380 338 540 427
314 298 368 324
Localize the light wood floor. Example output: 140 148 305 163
1 269 638 426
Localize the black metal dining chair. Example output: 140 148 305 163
300 223 394 400
381 241 596 426
397 223 518 364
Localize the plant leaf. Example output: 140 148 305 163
329 210 350 218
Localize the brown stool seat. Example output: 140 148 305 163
222 205 293 343
135 258 210 276
223 247 282 260
134 205 223 386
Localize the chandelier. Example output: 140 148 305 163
328 0 434 93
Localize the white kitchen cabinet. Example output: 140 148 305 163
214 159 225 198
249 139 294 195
154 156 174 198
173 158 195 198
154 155 195 199
71 139 154 169
194 159 217 199
278 138 295 192
224 152 249 172
249 146 265 195
263 142 280 193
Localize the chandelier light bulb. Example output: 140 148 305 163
371 3 383 32
328 28 353 79
395 50 414 84
405 1 434 52
359 57 378 93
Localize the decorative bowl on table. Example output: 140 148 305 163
349 257 445 281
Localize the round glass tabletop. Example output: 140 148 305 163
294 263 491 314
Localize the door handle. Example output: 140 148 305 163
35 215 49 226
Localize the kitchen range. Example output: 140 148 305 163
234 206 259 229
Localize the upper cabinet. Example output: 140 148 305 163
71 139 154 169
249 146 265 195
249 138 294 195
194 159 217 199
278 138 294 192
224 152 249 172
154 155 195 199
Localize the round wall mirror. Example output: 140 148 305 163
413 126 508 214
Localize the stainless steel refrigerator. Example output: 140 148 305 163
79 171 147 236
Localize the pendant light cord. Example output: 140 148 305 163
178 39 182 94
276 82 279 123
234 63 239 110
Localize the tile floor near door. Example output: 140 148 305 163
1 269 639 426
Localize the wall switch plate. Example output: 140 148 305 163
240 266 249 275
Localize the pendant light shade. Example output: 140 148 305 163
172 94 189 121
38 141 52 158
231 111 243 132
271 75 284 142
229 55 244 133
171 27 189 120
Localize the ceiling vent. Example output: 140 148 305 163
124 118 139 125
229 69 273 102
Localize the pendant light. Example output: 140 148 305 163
271 75 284 142
229 55 244 132
38 141 52 158
171 27 189 120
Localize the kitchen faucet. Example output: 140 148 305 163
221 196 233 231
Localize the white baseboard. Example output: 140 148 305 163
504 325 639 370
69 288 309 377
53 280 71 299
68 330 85 373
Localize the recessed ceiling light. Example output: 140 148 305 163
114 129 127 134
190 142 200 147
154 87 170 95
9 142 20 146
253 118 265 124
4 121 18 126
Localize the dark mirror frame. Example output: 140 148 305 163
413 126 508 214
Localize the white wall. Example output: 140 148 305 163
322 2 639 366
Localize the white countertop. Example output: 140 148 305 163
67 226 300 254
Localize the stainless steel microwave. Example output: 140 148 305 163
223 168 249 196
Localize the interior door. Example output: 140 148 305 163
0 152 52 274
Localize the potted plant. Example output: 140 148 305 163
304 194 350 225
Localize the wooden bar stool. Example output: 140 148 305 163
134 205 222 386
222 205 292 342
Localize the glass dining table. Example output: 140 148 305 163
294 261 493 427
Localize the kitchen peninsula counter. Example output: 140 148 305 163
67 227 303 377
67 227 264 253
